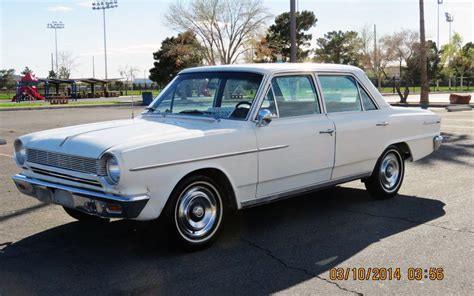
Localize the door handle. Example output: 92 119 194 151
376 121 389 126
319 129 334 135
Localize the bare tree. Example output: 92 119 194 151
119 65 140 95
58 51 77 79
382 30 419 79
166 0 271 65
359 25 395 89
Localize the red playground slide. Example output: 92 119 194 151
13 72 45 101
21 86 45 100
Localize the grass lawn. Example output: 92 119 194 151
379 85 472 93
0 93 14 100
0 101 126 108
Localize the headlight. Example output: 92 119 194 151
104 153 120 185
14 139 26 166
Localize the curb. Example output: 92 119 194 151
0 102 143 112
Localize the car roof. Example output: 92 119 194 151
179 63 362 75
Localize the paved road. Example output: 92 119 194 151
0 107 472 295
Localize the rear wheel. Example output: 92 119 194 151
63 207 110 223
364 146 405 199
163 175 225 249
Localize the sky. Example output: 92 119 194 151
1 0 472 79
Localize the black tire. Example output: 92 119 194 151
63 207 110 223
163 175 225 249
365 145 405 200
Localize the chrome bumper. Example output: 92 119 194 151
12 174 149 218
433 135 443 151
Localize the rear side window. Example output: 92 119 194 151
318 75 362 113
359 84 377 110
270 75 320 117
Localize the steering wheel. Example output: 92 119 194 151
235 101 252 109
229 101 252 119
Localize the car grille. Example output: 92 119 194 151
27 148 107 176
30 166 103 187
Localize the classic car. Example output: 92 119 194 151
12 63 443 248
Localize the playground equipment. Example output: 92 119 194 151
13 72 45 101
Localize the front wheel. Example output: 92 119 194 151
163 175 225 249
364 146 405 199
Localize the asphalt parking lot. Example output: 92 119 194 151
0 106 472 295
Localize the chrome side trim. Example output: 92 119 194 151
240 172 371 208
12 174 148 202
129 145 289 171
258 144 289 152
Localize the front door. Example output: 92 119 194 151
254 74 336 198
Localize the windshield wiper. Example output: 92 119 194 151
145 106 156 112
178 109 221 121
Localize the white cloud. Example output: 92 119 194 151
47 6 73 12
76 2 91 8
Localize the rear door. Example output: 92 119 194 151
316 74 388 179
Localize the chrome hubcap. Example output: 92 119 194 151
379 152 401 191
176 183 220 241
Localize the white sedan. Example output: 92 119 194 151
12 63 442 248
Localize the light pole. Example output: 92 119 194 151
437 0 443 48
92 0 118 80
46 21 64 74
445 12 454 89
445 12 454 44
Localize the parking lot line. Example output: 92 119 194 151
0 153 13 158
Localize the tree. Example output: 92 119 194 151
119 65 139 95
359 25 397 89
48 70 57 79
0 69 16 90
440 33 469 89
58 52 76 79
452 40 474 87
149 31 203 87
405 40 440 85
21 67 32 75
255 10 317 62
381 30 419 79
166 0 270 64
58 66 70 79
419 0 429 106
314 30 363 66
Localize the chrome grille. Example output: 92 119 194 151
27 148 107 176
30 166 103 187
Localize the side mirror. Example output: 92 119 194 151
256 109 273 127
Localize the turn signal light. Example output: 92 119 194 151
105 204 123 214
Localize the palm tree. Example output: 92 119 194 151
419 0 429 108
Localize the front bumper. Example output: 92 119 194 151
12 174 149 218
433 135 443 151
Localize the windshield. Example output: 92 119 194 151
147 72 263 120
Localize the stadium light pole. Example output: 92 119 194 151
445 12 454 44
92 0 118 80
437 0 443 48
46 21 64 74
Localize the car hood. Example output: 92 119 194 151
21 116 224 159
